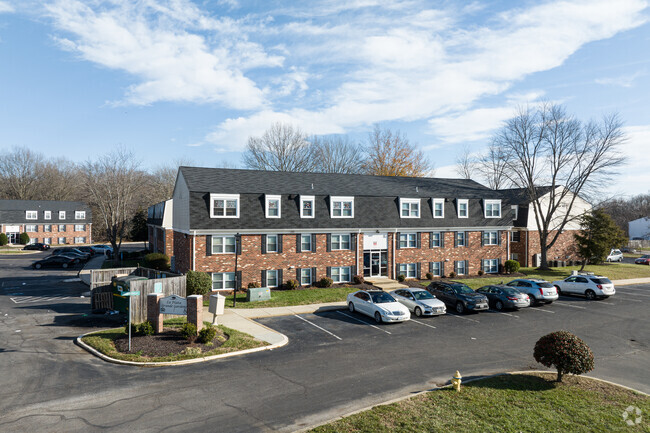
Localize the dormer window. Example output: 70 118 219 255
210 193 240 218
432 198 444 218
59 211 66 220
26 211 37 220
484 199 502 218
75 211 86 220
511 205 519 220
400 198 420 218
457 199 469 218
44 211 51 220
331 196 354 218
265 195 281 218
300 195 315 218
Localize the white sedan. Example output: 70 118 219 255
389 288 446 317
347 290 411 323
552 274 615 300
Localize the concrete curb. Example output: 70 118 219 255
293 370 649 433
612 277 650 286
75 327 289 367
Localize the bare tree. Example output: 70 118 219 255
80 148 146 260
310 135 363 174
363 125 433 177
0 147 45 199
242 123 315 172
598 193 650 235
455 146 477 180
476 141 512 190
493 103 626 269
148 158 195 203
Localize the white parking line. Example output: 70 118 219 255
336 311 392 334
294 314 342 340
10 295 70 304
447 313 480 323
553 302 587 309
486 310 519 318
525 307 555 314
615 292 650 298
410 319 437 329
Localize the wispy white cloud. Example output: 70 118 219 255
607 125 650 196
0 1 14 13
595 71 645 87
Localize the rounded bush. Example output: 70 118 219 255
125 322 138 335
353 275 365 284
144 253 170 270
533 330 594 382
286 279 299 290
425 272 433 280
19 233 30 245
138 321 155 336
186 270 212 296
449 271 457 278
248 281 261 289
397 274 406 282
504 259 520 274
197 326 217 344
319 277 333 288
478 270 484 276
180 322 197 340
0 233 8 246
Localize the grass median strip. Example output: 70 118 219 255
310 373 650 433
210 286 360 309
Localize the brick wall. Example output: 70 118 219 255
7 224 92 245
173 231 192 273
507 229 580 267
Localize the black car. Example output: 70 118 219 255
32 255 77 269
57 251 90 263
75 246 96 256
52 247 90 261
426 281 489 314
23 243 50 251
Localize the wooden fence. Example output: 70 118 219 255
90 267 186 323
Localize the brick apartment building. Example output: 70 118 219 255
147 167 589 292
0 200 92 245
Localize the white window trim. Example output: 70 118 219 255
266 270 279 288
331 233 351 250
26 224 37 232
399 232 417 248
330 196 354 218
331 266 351 283
26 211 37 220
75 211 86 220
74 224 85 232
300 234 312 252
455 261 467 275
265 194 282 219
432 198 445 218
431 261 442 277
210 193 240 218
484 231 499 246
59 211 66 220
484 199 502 218
212 272 236 290
457 199 469 218
456 231 466 247
300 268 312 286
212 235 237 254
399 198 421 219
300 195 315 219
44 211 51 220
399 263 417 279
483 259 499 274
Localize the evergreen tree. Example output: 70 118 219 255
574 209 627 270
129 209 148 242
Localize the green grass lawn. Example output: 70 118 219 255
310 373 650 433
212 286 361 309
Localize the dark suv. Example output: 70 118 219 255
426 281 489 314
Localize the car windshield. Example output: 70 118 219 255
538 282 554 288
451 284 474 294
642 255 650 259
413 291 434 300
590 278 612 284
370 292 396 303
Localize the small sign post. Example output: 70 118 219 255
122 291 140 352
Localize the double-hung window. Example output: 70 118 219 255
266 270 278 288
400 198 420 218
75 211 86 219
430 232 441 248
399 263 417 278
331 266 350 283
212 235 236 254
512 231 521 242
483 231 499 246
399 233 417 248
455 260 467 275
212 272 235 290
74 224 85 232
74 237 86 244
457 199 468 218
266 235 278 253
330 196 354 218
43 238 51 245
301 234 311 252
300 268 312 285
58 237 66 244
300 195 315 218
331 234 350 250
44 211 51 220
431 261 442 277
456 231 466 247
58 224 66 232
44 225 52 232
59 211 66 220
265 195 281 218
432 198 444 218
483 259 499 274
26 211 37 220
210 194 240 218
25 224 37 232
484 199 501 218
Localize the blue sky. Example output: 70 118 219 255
0 0 649 198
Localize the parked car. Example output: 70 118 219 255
476 285 530 311
634 255 650 265
32 255 77 269
606 249 623 262
506 278 558 305
91 244 113 253
552 274 615 300
620 247 637 253
389 288 446 317
23 243 50 251
57 252 87 264
425 281 489 314
52 247 90 261
75 246 96 256
346 290 410 323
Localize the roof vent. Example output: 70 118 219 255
311 183 314 190
416 186 419 193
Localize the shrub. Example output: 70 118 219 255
425 272 433 280
319 277 333 288
353 275 365 284
449 271 457 278
137 321 155 336
182 346 202 356
19 233 30 245
504 259 520 274
248 281 261 289
197 326 217 344
180 323 197 340
533 330 594 382
285 279 299 290
0 233 7 246
125 322 138 335
478 269 484 276
186 270 212 296
397 274 406 282
144 253 170 270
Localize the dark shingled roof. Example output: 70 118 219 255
0 200 92 224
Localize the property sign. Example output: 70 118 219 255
160 295 187 315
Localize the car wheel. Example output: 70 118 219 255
34 263 42 269
585 289 596 300
348 302 355 313
555 285 562 296
62 263 69 269
529 295 537 305
415 307 422 317
495 300 504 311
374 312 382 323
455 302 465 314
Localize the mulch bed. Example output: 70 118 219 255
113 327 228 356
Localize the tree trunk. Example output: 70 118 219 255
579 259 587 271
556 369 563 382
538 241 551 270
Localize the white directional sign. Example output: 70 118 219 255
160 295 187 315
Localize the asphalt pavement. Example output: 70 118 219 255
0 252 648 432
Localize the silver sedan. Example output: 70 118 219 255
389 288 446 317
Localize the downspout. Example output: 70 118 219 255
192 230 196 271
525 230 529 267
393 228 397 279
356 229 361 277
506 231 510 262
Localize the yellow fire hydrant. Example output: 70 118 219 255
451 370 462 392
